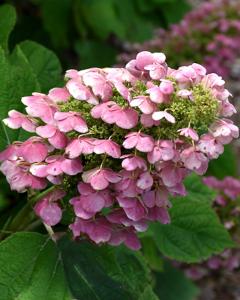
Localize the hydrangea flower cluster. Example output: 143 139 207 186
182 176 240 280
0 51 238 250
118 0 240 78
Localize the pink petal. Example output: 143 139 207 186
48 87 70 103
104 169 121 184
36 125 56 138
19 142 48 163
123 135 138 149
116 108 138 129
142 190 155 208
48 131 68 149
124 231 141 250
47 161 63 176
137 172 153 189
29 164 48 177
35 200 62 226
87 221 111 243
81 194 105 213
61 158 83 175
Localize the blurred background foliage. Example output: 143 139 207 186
4 0 190 69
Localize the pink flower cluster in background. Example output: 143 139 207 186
0 51 238 249
183 176 240 280
118 0 240 78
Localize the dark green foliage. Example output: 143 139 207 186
153 261 199 300
147 174 234 263
207 145 238 179
5 0 190 68
0 233 159 300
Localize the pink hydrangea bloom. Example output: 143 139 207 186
30 155 83 177
210 119 239 144
178 128 199 141
48 87 70 103
0 50 237 251
22 93 57 124
3 110 37 132
147 140 175 164
91 101 138 129
197 134 224 159
54 111 88 133
66 137 96 158
123 132 154 152
34 189 65 226
152 111 176 123
159 80 174 94
177 89 193 100
18 138 49 163
121 155 147 171
93 139 121 158
181 147 208 175
66 79 98 105
130 96 156 114
82 168 121 190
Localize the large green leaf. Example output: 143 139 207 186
40 0 72 48
59 238 158 300
0 232 71 300
17 40 63 92
115 246 157 298
149 196 234 263
207 145 237 179
141 236 164 271
114 0 154 42
75 0 125 40
0 233 159 300
174 174 216 204
0 4 16 52
0 40 62 150
160 0 190 23
153 261 199 300
75 40 118 68
0 46 40 149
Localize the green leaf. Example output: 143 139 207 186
140 285 160 300
0 189 8 211
40 0 72 48
114 246 154 297
114 0 154 42
141 236 164 271
207 145 237 179
160 0 190 24
59 238 159 300
0 4 16 52
153 261 199 300
149 196 234 263
0 46 40 149
0 234 159 300
75 40 117 68
0 40 62 149
75 0 125 40
0 232 71 300
174 174 216 204
17 40 62 92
